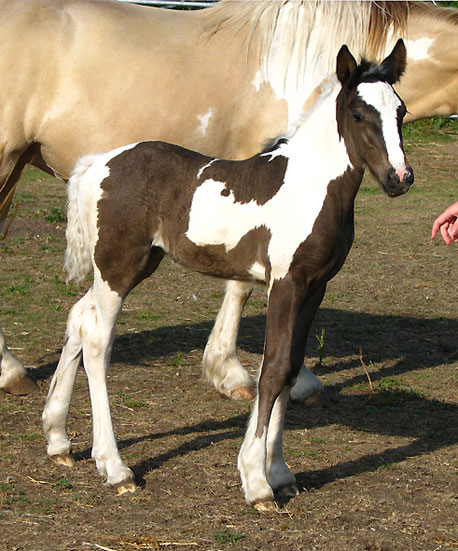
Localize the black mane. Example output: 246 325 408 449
345 59 394 89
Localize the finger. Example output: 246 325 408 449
450 219 458 241
432 215 451 238
440 224 451 245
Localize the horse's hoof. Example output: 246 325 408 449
304 388 326 407
254 500 277 512
276 483 300 498
2 375 38 396
51 453 75 468
114 479 137 495
229 385 256 401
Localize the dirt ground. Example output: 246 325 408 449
0 129 457 551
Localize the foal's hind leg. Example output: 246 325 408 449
79 278 135 492
203 280 323 403
202 280 256 400
42 291 92 466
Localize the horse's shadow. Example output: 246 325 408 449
36 306 458 387
73 391 456 497
59 307 458 496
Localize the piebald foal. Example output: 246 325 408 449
43 41 413 510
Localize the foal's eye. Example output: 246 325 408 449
352 112 363 123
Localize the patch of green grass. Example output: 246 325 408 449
377 376 423 398
0 482 13 493
117 392 147 409
126 398 147 409
403 117 457 144
136 311 161 321
54 478 73 491
378 462 397 471
366 377 426 409
170 351 184 368
287 446 319 458
310 436 326 444
14 432 41 441
14 191 35 204
315 328 326 366
359 184 380 195
38 498 55 515
44 206 66 224
6 278 34 295
215 528 244 545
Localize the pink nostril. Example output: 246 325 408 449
396 167 408 180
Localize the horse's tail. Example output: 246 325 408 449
64 155 99 284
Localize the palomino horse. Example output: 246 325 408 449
0 0 456 398
42 41 413 509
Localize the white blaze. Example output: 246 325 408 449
357 81 406 172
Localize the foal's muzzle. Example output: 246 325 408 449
383 166 414 197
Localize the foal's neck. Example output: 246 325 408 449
279 80 357 185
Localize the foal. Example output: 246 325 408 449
43 41 413 510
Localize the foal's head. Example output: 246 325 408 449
336 39 414 197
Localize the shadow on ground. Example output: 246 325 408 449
40 307 457 499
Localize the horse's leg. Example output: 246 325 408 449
0 326 37 394
265 285 326 498
238 276 303 510
289 364 324 403
42 290 94 466
202 279 323 403
238 276 317 510
0 145 42 394
79 278 136 492
202 280 256 401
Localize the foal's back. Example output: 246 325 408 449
71 140 290 290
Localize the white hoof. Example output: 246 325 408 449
290 366 323 402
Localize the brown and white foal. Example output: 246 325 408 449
43 41 413 510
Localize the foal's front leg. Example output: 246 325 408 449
238 277 306 509
238 280 326 510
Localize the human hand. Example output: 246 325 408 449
431 201 458 245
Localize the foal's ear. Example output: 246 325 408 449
336 45 357 85
380 39 407 84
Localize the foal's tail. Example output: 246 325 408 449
64 155 98 284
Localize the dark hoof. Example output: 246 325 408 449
2 375 38 396
276 483 300 498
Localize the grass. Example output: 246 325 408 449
215 528 244 545
287 446 320 459
315 328 326 366
53 478 73 491
44 206 66 224
170 351 184 368
117 392 148 409
403 117 457 144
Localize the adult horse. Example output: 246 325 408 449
43 41 412 508
0 0 457 397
